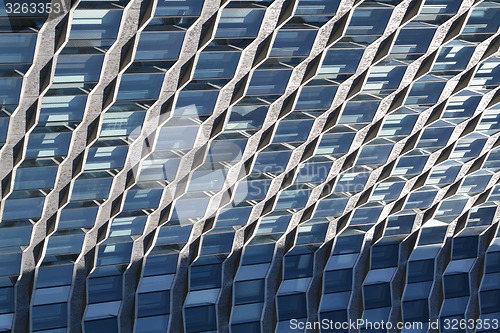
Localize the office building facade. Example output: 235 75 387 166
0 0 499 332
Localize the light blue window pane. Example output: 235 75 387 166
25 130 72 158
122 188 163 209
314 197 348 217
135 31 185 61
85 144 129 170
346 7 393 36
355 143 393 166
14 166 58 190
270 30 317 57
46 234 85 255
2 196 45 220
39 95 87 122
58 206 99 229
54 53 104 83
273 120 313 143
462 6 500 35
0 75 22 104
406 80 447 106
117 73 164 100
200 233 234 255
317 131 355 155
33 286 71 306
175 90 219 117
320 48 364 78
69 9 122 41
0 223 31 248
100 111 146 137
295 84 337 110
365 63 407 92
296 162 332 183
0 33 37 64
247 69 292 95
193 52 240 79
334 172 370 193
216 8 265 38
371 181 405 201
392 24 435 56
295 0 340 15
433 42 475 72
228 105 268 129
71 176 113 201
416 124 454 149
253 151 291 174
155 0 204 16
274 190 310 210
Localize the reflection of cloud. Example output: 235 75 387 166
129 103 247 216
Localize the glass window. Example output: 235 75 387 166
231 303 263 324
193 51 240 79
277 294 307 320
32 303 67 331
324 269 352 293
363 283 391 309
36 264 74 288
0 34 37 64
284 254 314 279
295 84 337 110
215 8 265 38
190 264 221 291
184 305 216 333
346 7 393 36
295 0 340 15
135 315 169 333
452 236 478 260
371 243 399 269
137 290 170 316
234 279 265 305
270 29 317 57
391 23 435 59
2 196 45 221
444 274 469 298
247 69 292 95
117 73 164 100
136 31 185 61
54 53 104 84
88 275 122 303
241 244 275 265
407 259 434 283
39 95 87 122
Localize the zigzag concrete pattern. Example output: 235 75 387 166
0 0 499 332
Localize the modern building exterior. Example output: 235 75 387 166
0 0 499 332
